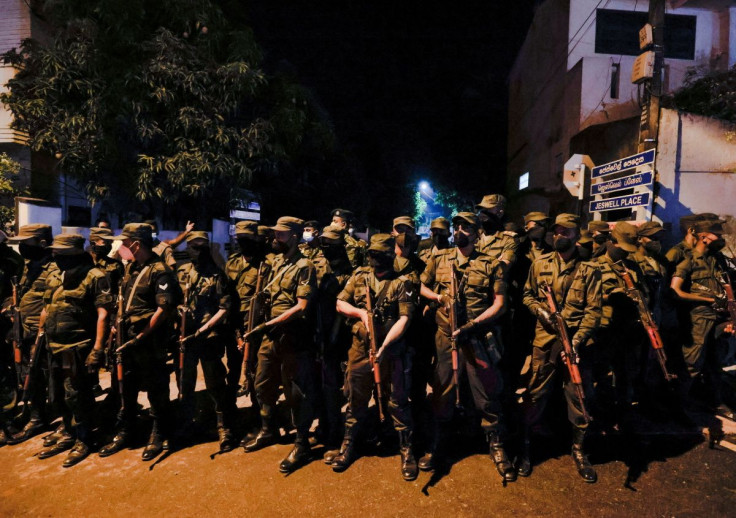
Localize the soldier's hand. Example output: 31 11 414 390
453 321 477 339
711 294 728 312
360 309 371 332
118 337 138 352
85 348 105 370
185 220 195 233
537 309 556 333
437 294 451 310
244 323 267 342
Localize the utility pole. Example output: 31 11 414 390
638 0 665 153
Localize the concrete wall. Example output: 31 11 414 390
655 108 736 237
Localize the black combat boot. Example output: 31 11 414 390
418 422 441 472
216 412 236 453
63 440 91 468
142 421 165 461
279 436 311 473
331 429 357 472
6 417 45 445
488 432 516 482
516 433 532 478
571 428 597 483
42 423 66 447
243 418 278 452
38 429 74 459
99 429 129 457
399 430 418 481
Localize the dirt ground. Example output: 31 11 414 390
2 371 736 518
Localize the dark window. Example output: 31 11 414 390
610 62 620 98
595 9 696 60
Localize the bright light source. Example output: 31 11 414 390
519 172 530 190
419 181 430 191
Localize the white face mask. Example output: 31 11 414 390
302 231 315 243
118 244 135 261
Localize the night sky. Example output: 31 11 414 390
245 1 539 220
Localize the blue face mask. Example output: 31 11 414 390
302 231 315 243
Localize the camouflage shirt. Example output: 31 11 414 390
177 261 231 338
476 230 519 269
344 234 367 270
673 249 731 319
595 254 647 328
19 256 60 338
264 250 316 319
121 254 179 333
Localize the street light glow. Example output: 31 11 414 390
419 181 430 191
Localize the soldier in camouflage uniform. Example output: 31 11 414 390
418 213 514 481
0 230 23 445
587 220 611 259
175 232 237 451
593 222 650 420
99 224 179 461
475 194 519 275
519 214 602 483
242 217 318 474
332 234 418 481
671 219 735 412
299 220 323 261
665 214 720 275
417 217 450 263
36 234 113 467
331 208 367 269
7 224 60 444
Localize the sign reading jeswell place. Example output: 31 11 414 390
591 171 653 196
589 192 650 213
591 149 655 179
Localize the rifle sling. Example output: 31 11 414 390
125 266 152 313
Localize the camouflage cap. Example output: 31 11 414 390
9 224 53 244
271 216 304 234
48 233 86 255
429 217 450 231
320 225 345 241
392 216 415 230
368 233 395 254
105 223 154 246
587 220 611 233
475 194 507 211
89 226 113 243
143 219 159 232
452 212 480 229
611 221 639 252
694 219 725 236
331 208 354 222
186 231 210 243
637 221 665 238
554 213 581 229
524 211 550 225
234 220 258 238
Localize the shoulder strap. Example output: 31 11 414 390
125 265 152 312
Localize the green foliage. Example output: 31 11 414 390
0 154 27 227
0 0 334 221
664 65 736 122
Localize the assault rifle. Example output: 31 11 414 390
448 264 462 408
619 265 676 381
364 276 385 422
239 262 269 397
18 330 45 420
113 283 125 413
10 276 22 390
719 272 736 331
177 281 191 401
542 283 591 423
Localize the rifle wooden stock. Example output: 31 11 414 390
620 266 676 382
114 284 125 412
241 263 268 395
10 276 22 389
542 283 591 423
364 276 385 422
18 331 44 419
448 264 461 408
178 282 191 401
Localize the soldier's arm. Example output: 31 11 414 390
94 307 109 350
164 221 195 248
500 233 520 267
376 279 415 357
671 258 714 303
198 274 231 333
266 262 316 327
465 265 508 328
419 255 442 303
573 265 602 344
522 260 546 317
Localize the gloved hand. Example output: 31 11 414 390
85 348 105 370
453 321 477 339
570 336 584 365
537 308 556 333
712 293 729 312
244 323 267 342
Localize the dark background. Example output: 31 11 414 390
243 1 539 226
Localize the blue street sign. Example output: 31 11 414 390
591 171 653 196
589 192 651 213
591 149 655 179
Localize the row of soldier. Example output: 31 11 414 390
0 195 733 485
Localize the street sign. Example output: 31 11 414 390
591 149 655 179
563 154 594 197
589 192 650 213
590 171 653 196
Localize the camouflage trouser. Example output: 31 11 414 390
523 339 591 431
683 313 717 379
254 324 315 438
431 329 504 434
343 332 412 434
50 347 95 443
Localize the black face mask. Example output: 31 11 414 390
454 231 470 249
606 242 629 262
432 234 450 249
187 244 211 263
480 213 503 234
577 243 593 260
708 238 726 253
553 236 574 253
368 254 393 273
55 254 86 271
92 244 112 257
593 234 609 245
272 239 290 254
643 240 662 255
527 226 546 241
237 238 259 257
19 243 47 261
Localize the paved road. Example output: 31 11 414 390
2 371 736 517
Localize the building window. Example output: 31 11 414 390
519 172 530 190
610 62 620 99
595 9 696 60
